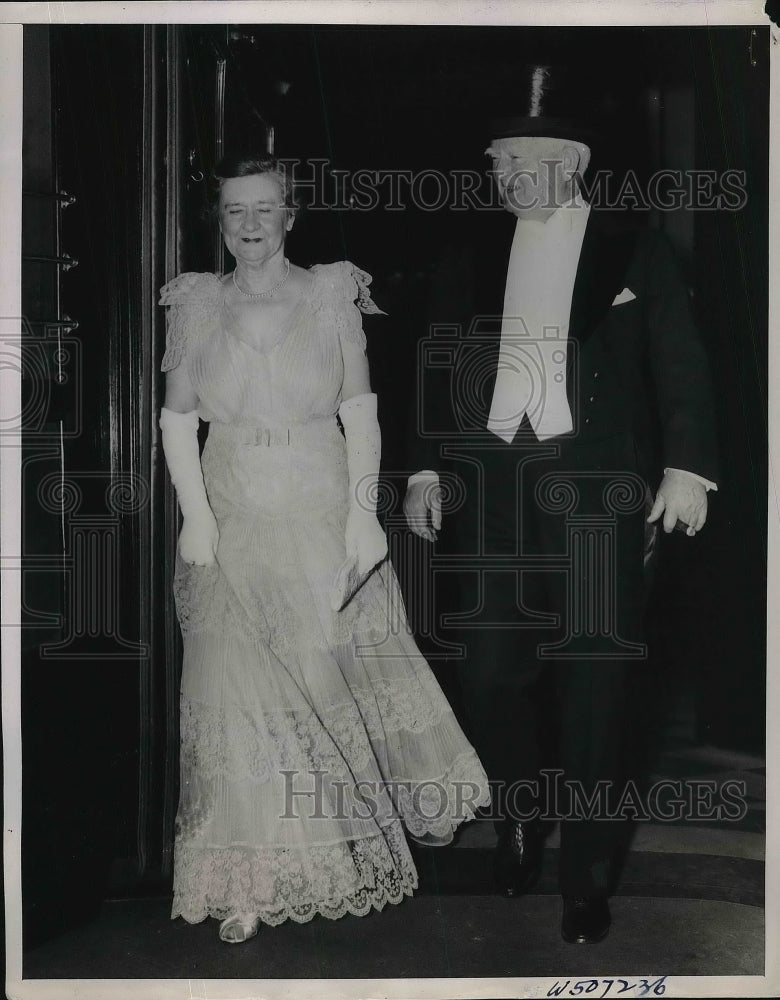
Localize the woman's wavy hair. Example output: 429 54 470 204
207 153 298 221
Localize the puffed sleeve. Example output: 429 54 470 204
158 272 205 372
335 261 387 350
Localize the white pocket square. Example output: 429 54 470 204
612 287 637 306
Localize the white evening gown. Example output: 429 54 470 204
159 261 490 927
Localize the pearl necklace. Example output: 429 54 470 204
232 258 291 300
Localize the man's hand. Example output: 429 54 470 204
403 478 442 542
647 469 708 536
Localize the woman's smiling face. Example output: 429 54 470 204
218 173 293 266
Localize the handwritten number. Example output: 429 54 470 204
545 977 666 997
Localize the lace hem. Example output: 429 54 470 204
396 748 492 845
175 688 490 845
348 667 454 741
172 823 417 927
177 662 468 789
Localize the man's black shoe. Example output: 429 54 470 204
561 897 611 943
493 820 542 897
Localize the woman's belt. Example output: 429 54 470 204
208 415 338 447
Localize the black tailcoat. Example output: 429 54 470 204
410 209 718 897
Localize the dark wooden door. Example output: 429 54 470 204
22 23 161 947
20 23 232 949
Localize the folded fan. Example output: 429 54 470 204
330 552 378 612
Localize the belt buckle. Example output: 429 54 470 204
254 427 291 446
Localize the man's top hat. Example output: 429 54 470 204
489 63 602 149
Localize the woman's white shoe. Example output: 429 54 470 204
218 912 260 944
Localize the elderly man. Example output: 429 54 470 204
404 64 718 943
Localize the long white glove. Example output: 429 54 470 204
159 407 219 566
339 393 388 574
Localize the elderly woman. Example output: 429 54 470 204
159 153 489 943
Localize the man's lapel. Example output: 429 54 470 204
475 210 516 320
457 212 514 428
569 213 637 356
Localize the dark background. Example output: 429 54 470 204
18 22 768 951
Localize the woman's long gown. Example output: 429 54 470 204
160 261 490 927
